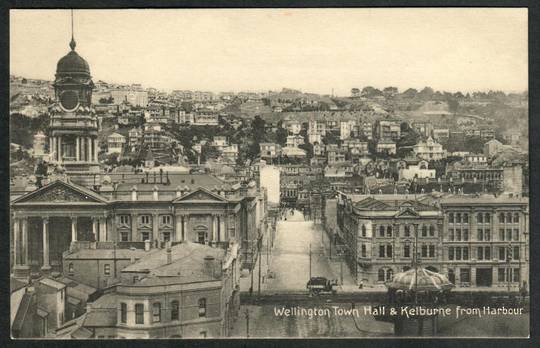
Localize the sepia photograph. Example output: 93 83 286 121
8 8 529 339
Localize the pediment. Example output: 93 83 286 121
173 187 227 203
12 180 107 205
395 207 419 218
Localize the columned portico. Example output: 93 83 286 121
92 217 98 241
71 217 78 242
41 218 51 272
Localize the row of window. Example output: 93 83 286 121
119 231 172 242
119 215 173 226
448 246 520 261
448 212 520 224
361 224 437 238
120 299 207 325
374 244 436 258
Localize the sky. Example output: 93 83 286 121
10 8 528 96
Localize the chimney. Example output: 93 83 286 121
144 240 151 251
130 247 137 263
166 246 172 265
153 185 159 201
131 186 137 201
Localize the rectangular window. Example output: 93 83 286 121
162 232 171 242
135 304 144 324
485 213 491 223
403 244 410 258
121 231 129 242
141 232 150 242
141 215 151 225
513 268 520 282
477 213 483 223
499 229 505 241
460 268 470 283
68 263 74 274
361 244 367 257
485 229 491 241
198 298 207 317
485 247 491 260
428 245 435 258
449 213 454 223
421 245 428 258
152 303 161 323
499 247 506 260
456 229 461 241
477 229 483 241
161 215 171 225
379 245 385 257
513 246 520 260
404 225 410 237
456 247 462 260
449 228 454 241
120 303 127 324
120 215 130 225
513 229 519 241
448 247 454 261
513 213 519 223
463 229 469 241
387 245 392 258
463 247 469 260
477 247 484 260
171 301 179 321
498 268 506 282
198 231 206 244
506 229 512 241
104 264 111 275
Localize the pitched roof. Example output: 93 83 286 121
11 179 108 205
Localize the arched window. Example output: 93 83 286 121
449 213 454 223
463 213 469 223
170 300 179 321
506 212 512 223
379 225 385 237
378 268 385 282
485 213 491 223
386 269 394 281
361 225 366 237
152 302 161 323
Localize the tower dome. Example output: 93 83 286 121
55 38 90 77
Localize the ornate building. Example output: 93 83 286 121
48 36 100 186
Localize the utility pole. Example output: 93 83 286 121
309 243 312 279
244 308 250 338
258 236 262 296
340 256 343 285
413 223 419 304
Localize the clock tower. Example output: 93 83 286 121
49 35 101 186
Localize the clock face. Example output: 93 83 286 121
59 90 79 111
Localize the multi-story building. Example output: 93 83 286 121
439 195 529 288
308 120 326 144
259 143 281 161
110 88 149 107
374 119 401 141
412 122 433 138
70 242 240 338
107 133 126 155
484 139 505 158
285 135 304 148
413 136 446 161
334 192 529 288
10 174 266 280
432 128 450 142
128 128 143 152
375 139 397 155
336 194 443 285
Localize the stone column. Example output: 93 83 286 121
13 218 19 266
182 216 186 241
99 217 107 241
130 214 137 242
92 218 98 242
71 217 78 242
58 136 63 162
152 214 159 243
212 215 217 242
87 137 92 163
41 218 51 271
51 137 56 161
93 138 99 162
75 137 80 161
175 216 182 242
219 216 225 242
22 218 28 266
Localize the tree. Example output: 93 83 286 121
447 98 459 113
251 115 266 143
383 87 398 97
276 121 288 146
402 88 418 99
361 86 383 98
351 88 360 97
418 87 434 100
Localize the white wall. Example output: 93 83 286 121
260 165 280 205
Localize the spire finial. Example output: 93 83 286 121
69 9 76 50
